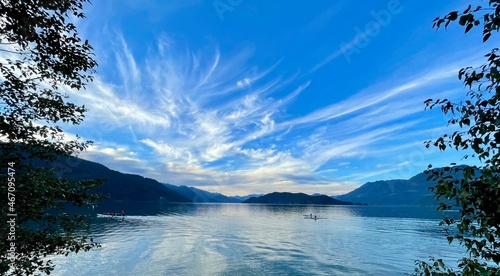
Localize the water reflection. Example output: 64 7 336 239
52 203 464 276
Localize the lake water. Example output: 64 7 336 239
51 203 464 276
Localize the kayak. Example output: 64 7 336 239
97 213 125 219
303 215 326 219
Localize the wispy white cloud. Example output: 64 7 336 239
290 64 458 127
300 5 342 34
59 31 475 196
3 0 488 198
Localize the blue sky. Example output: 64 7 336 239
59 0 491 196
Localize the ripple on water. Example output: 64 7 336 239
51 204 466 276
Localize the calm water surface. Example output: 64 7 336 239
52 203 464 276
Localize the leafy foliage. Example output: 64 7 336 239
415 1 500 275
0 0 104 274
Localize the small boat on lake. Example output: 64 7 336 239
303 214 326 220
97 210 125 219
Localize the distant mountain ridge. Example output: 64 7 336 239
52 157 190 202
231 194 264 202
50 157 265 203
336 172 436 205
163 184 242 203
244 192 354 205
49 157 460 206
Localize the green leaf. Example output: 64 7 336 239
465 23 473 34
463 5 471 14
448 11 459 21
459 15 468 26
